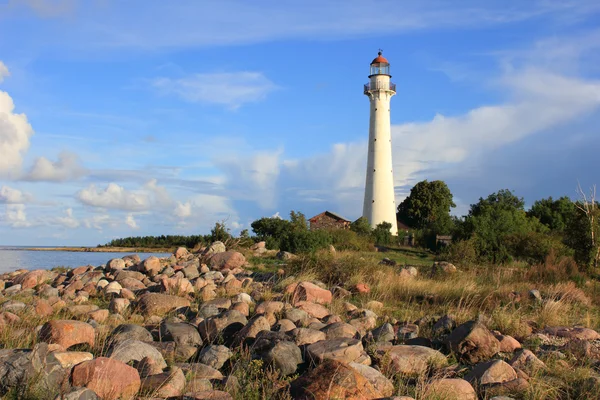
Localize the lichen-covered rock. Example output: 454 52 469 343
140 366 186 397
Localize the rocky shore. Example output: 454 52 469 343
0 241 598 399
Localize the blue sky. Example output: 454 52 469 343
0 0 599 245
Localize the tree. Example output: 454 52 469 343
251 216 292 250
565 184 600 269
396 180 456 230
528 196 576 232
210 221 231 242
289 211 308 231
372 222 393 246
350 217 372 236
464 189 542 263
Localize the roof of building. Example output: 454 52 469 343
371 51 389 65
309 211 351 222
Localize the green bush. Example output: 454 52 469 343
441 238 478 266
328 228 374 252
372 222 393 245
279 229 332 254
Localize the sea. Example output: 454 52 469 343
0 246 172 274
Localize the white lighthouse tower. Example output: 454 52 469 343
362 51 398 235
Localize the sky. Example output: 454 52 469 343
0 0 599 246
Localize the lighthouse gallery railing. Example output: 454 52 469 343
364 82 396 94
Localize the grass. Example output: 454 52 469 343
3 246 600 399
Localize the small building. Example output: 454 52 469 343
309 211 351 230
436 235 453 247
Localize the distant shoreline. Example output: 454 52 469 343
13 247 174 254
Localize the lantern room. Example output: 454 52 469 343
369 51 390 76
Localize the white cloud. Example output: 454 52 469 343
77 183 150 211
216 149 282 209
174 201 191 218
125 213 138 229
0 62 9 83
2 204 32 228
54 208 79 228
0 88 34 178
25 151 87 181
152 72 278 109
144 178 172 207
83 214 111 231
0 185 32 204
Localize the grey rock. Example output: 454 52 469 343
107 338 167 368
198 345 232 369
55 387 100 400
370 323 396 343
160 322 203 346
108 324 153 344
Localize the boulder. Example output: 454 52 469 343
175 247 190 259
290 360 383 400
71 357 141 400
446 320 500 363
289 328 327 346
140 366 186 397
543 326 600 340
203 241 226 256
373 345 447 376
465 360 518 385
47 351 94 369
58 386 101 400
136 293 190 316
431 261 457 275
198 345 232 370
509 349 545 372
493 332 522 353
292 282 332 306
424 378 477 400
38 320 95 350
109 324 153 344
13 270 50 289
141 256 162 276
198 310 247 342
306 338 365 364
251 331 302 376
107 339 167 369
108 298 130 314
106 258 126 271
208 251 246 270
321 322 359 340
160 322 203 346
349 362 394 397
233 315 271 345
296 301 330 319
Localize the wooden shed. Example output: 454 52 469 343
308 211 351 230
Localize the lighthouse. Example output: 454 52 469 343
362 51 398 235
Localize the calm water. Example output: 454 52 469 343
0 247 171 273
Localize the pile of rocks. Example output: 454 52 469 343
0 242 598 399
